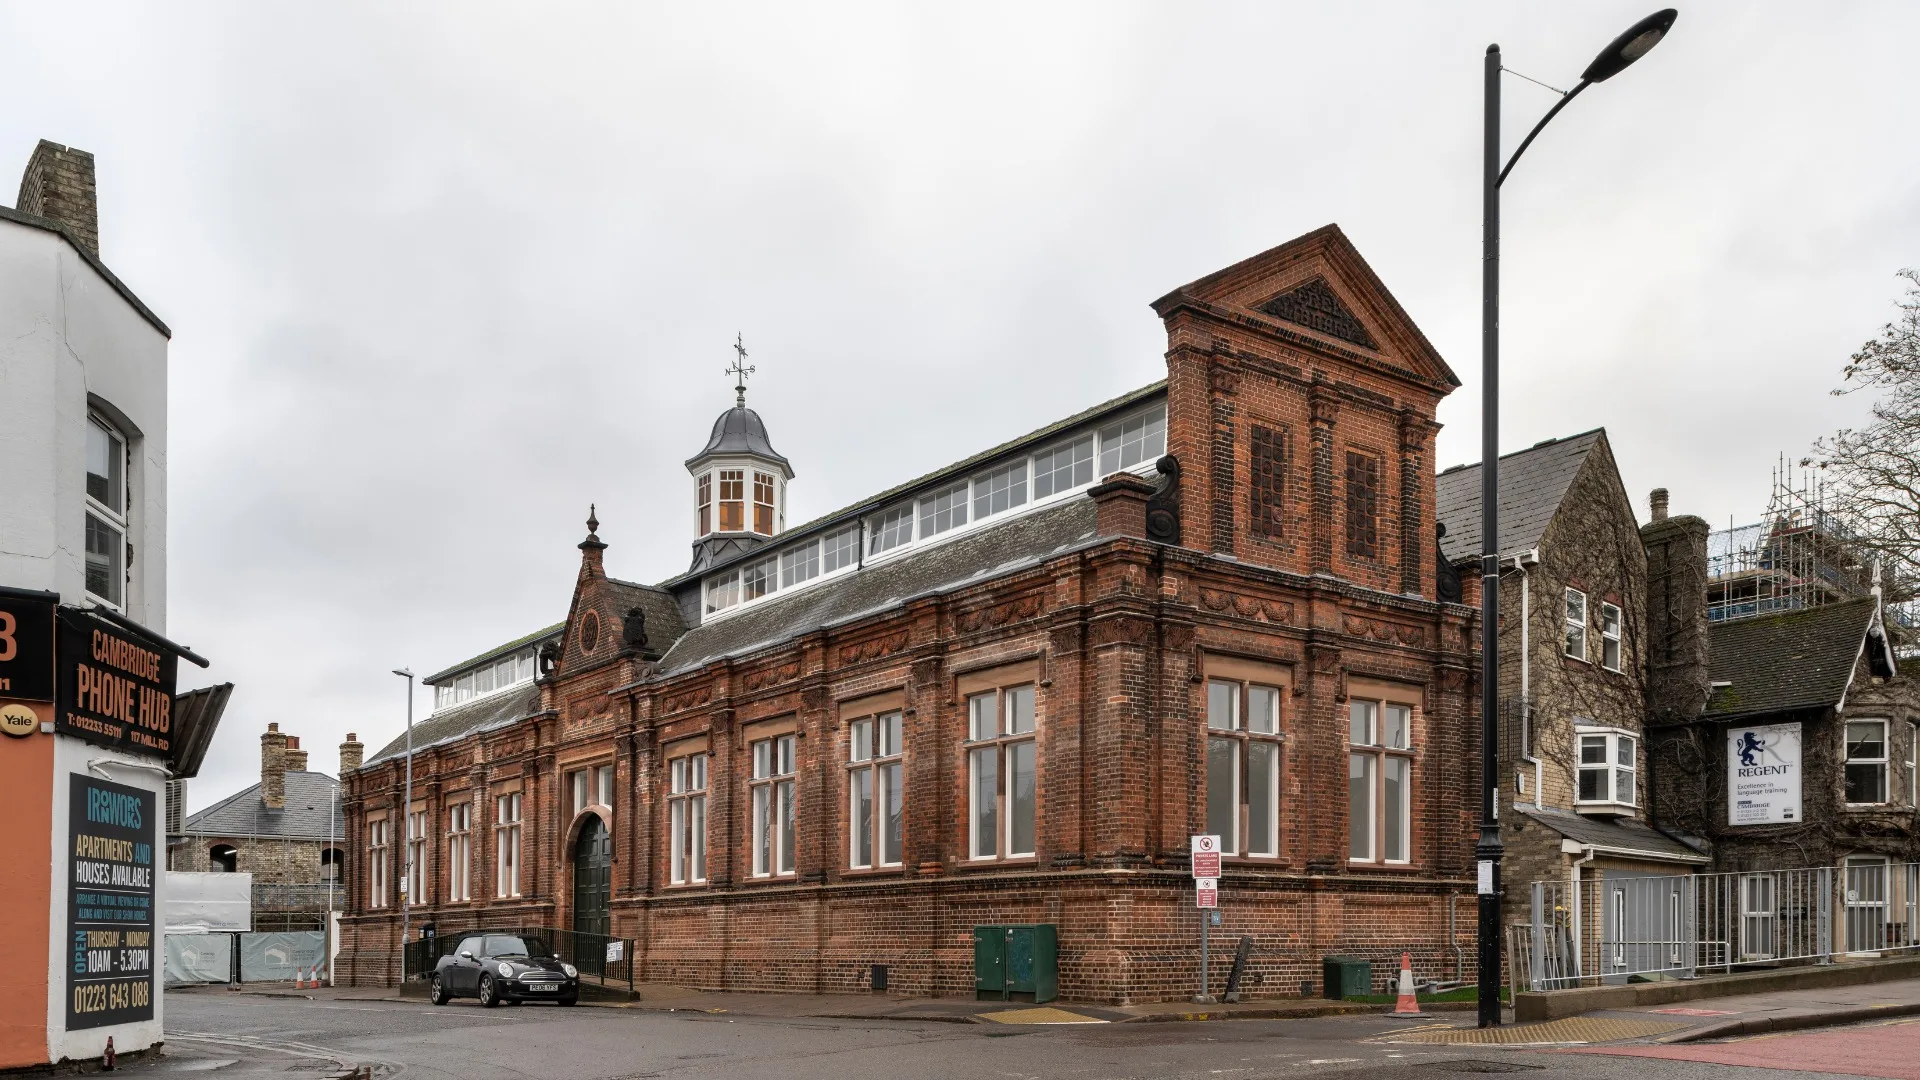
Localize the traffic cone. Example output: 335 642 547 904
1391 952 1422 1016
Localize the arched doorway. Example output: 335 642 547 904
572 816 611 953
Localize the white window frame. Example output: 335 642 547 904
1599 601 1623 672
1348 698 1414 864
1740 873 1776 961
971 460 1029 520
1845 719 1889 806
822 526 859 574
1611 887 1628 967
1575 727 1638 809
717 468 746 533
1096 405 1167 476
668 752 708 885
752 470 777 535
1205 679 1284 858
966 684 1038 861
1565 588 1588 661
918 482 969 538
405 809 428 906
1032 435 1095 499
869 504 915 555
749 734 797 879
697 471 712 536
447 801 472 902
1908 721 1918 808
495 792 523 898
780 542 819 588
368 818 389 909
848 711 905 870
83 413 129 610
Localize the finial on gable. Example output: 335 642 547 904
579 504 606 556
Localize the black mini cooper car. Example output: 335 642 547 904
430 933 579 1007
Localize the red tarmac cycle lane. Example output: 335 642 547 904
1569 1016 1920 1079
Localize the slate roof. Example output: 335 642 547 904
687 405 792 473
1704 598 1885 719
1519 805 1709 863
1436 430 1606 565
604 577 688 657
179 771 342 841
425 623 564 685
656 496 1100 676
367 681 543 765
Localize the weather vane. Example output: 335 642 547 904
726 332 755 407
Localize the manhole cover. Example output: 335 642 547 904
1419 1062 1545 1074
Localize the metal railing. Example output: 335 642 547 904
402 925 635 996
1519 861 1920 992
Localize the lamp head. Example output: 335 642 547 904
392 668 413 679
1581 9 1677 83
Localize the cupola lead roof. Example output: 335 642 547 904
685 334 793 475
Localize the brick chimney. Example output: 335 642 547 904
16 140 98 258
284 735 309 773
339 733 364 774
1089 472 1156 539
1649 488 1670 523
260 723 288 810
1641 498 1710 727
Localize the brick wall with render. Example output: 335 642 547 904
337 227 1482 1001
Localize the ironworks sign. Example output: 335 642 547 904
67 774 156 1030
0 591 57 736
55 609 176 758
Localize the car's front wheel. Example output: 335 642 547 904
429 973 450 1006
477 974 499 1008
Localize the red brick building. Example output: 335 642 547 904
338 226 1483 1003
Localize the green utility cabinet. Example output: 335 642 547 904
1322 955 1372 1000
973 924 1058 1003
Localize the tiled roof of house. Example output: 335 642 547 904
605 577 688 657
1704 597 1884 719
179 771 342 842
1519 805 1709 863
655 496 1099 676
1435 429 1606 564
367 682 542 765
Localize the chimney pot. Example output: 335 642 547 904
1650 488 1670 522
339 733 365 774
16 140 99 258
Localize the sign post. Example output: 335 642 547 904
1191 835 1220 1003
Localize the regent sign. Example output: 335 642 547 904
1727 723 1802 826
55 610 177 757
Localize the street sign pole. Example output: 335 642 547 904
1191 835 1221 1004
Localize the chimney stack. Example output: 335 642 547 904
1649 488 1670 523
16 140 98 258
284 735 309 773
260 723 287 810
339 733 364 774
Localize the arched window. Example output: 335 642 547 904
209 844 238 873
320 847 344 882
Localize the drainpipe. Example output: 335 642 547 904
1510 549 1543 806
1566 840 1596 981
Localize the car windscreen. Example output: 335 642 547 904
483 935 551 958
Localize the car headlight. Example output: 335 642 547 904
561 964 578 979
497 962 513 978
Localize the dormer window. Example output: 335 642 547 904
870 505 914 555
718 470 746 532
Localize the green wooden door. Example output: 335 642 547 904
573 816 612 965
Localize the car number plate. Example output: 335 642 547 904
525 983 556 992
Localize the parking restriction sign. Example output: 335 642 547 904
1195 878 1219 909
1190 834 1221 878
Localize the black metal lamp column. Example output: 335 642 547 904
1476 10 1678 1028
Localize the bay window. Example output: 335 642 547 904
1349 698 1413 863
966 684 1036 860
749 733 796 878
1205 678 1284 858
849 711 904 869
668 752 708 884
1576 728 1637 808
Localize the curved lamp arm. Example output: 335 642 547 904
1497 79 1590 188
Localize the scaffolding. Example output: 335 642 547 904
1706 460 1886 625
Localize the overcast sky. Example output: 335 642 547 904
4 2 1914 812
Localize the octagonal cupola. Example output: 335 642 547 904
686 337 793 573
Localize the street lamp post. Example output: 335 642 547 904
1477 10 1677 1029
393 667 415 982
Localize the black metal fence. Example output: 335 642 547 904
403 926 634 996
